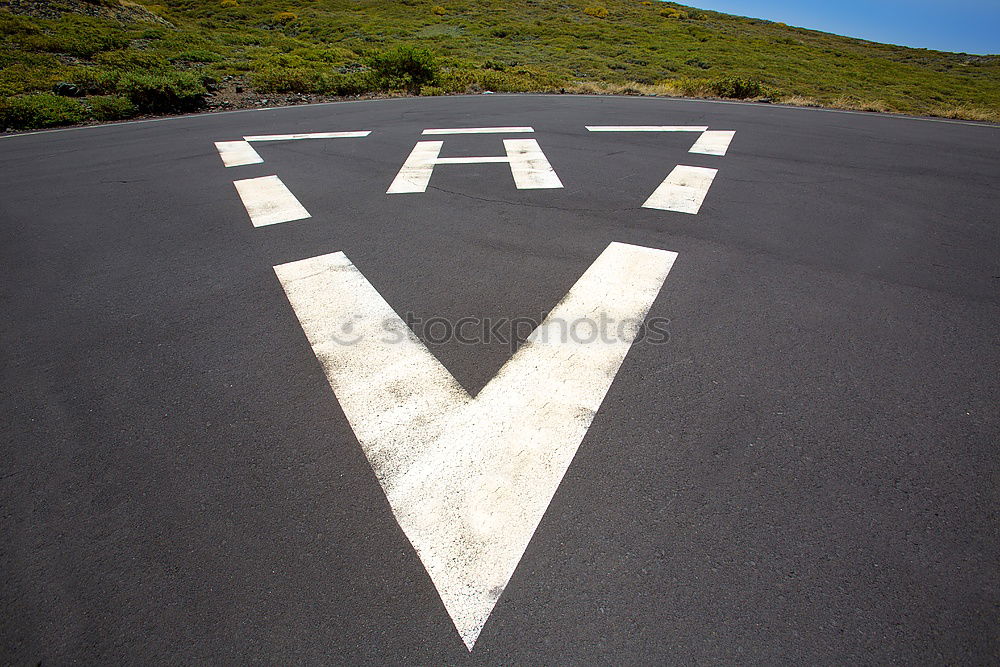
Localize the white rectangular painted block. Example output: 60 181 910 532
214 140 263 167
585 125 709 132
386 141 444 194
242 131 371 141
233 175 311 226
422 127 535 135
503 138 564 189
643 165 718 214
689 130 736 156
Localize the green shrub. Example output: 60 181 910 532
584 7 609 18
87 94 136 120
170 49 225 63
0 12 41 37
115 71 207 112
0 93 88 129
670 77 712 97
19 17 130 57
71 67 120 95
710 75 765 98
420 85 445 96
138 27 168 40
0 62 66 96
326 71 375 96
0 49 57 71
218 31 266 46
250 66 375 96
251 66 325 93
252 53 312 69
94 50 170 72
288 46 357 65
438 67 562 93
366 45 438 92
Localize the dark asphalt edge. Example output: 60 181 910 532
1 93 997 141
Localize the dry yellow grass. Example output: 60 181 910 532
777 95 822 108
831 97 891 113
929 106 1000 122
565 81 675 96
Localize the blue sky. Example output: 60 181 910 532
690 1 1000 54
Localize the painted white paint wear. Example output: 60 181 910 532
233 175 311 226
387 139 563 193
585 125 709 132
689 130 736 156
242 131 372 141
214 140 263 167
643 165 718 214
422 127 535 135
273 242 678 649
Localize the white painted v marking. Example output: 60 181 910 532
273 242 677 649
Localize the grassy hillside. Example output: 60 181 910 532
2 0 998 129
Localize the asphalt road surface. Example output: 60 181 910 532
2 95 998 664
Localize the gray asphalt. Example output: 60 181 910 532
2 95 998 664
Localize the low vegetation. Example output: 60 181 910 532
2 0 998 129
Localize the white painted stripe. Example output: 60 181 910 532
434 156 511 164
386 138 562 193
243 131 371 141
387 141 444 194
689 130 736 156
274 241 677 650
504 138 564 189
233 175 311 226
642 165 718 214
214 140 263 167
586 125 708 132
422 127 534 135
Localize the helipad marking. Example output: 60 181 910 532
422 127 535 135
387 138 563 193
233 175 311 226
689 130 736 156
242 131 371 141
214 140 263 167
274 241 677 649
643 165 717 213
